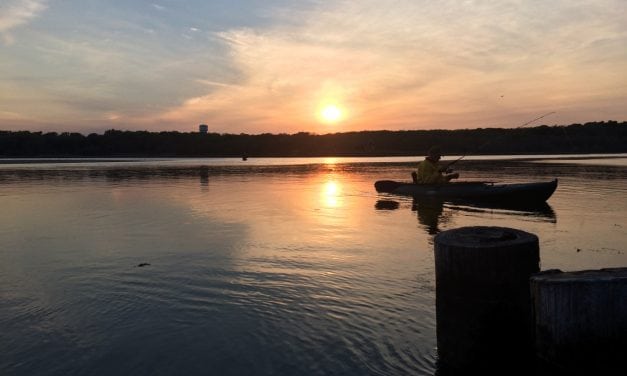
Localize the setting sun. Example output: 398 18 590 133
320 105 343 124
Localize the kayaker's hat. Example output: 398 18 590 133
428 146 441 158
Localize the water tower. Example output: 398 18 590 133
198 124 208 134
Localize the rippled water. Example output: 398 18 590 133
1 156 626 376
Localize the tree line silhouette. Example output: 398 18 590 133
0 121 625 157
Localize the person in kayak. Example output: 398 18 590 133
413 146 459 184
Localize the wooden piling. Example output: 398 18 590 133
434 226 539 372
530 268 627 374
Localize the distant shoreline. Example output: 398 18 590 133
1 153 626 165
1 122 625 158
0 158 145 164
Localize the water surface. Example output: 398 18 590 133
1 156 625 375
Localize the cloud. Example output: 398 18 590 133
153 0 627 133
0 0 48 43
2 0 625 133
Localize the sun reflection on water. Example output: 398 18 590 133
323 157 338 166
322 179 342 208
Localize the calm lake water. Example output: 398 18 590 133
1 155 626 376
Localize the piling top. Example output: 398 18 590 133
531 267 627 283
435 226 538 249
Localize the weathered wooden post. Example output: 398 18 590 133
530 268 627 374
434 226 539 372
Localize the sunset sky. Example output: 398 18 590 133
1 0 626 134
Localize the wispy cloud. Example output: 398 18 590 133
157 0 627 132
0 0 48 43
1 0 625 133
196 79 237 88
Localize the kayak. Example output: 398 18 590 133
375 179 558 204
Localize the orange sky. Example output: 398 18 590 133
1 1 626 134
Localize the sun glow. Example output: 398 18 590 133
319 105 343 124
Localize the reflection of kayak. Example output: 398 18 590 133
375 179 558 204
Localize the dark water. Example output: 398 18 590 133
1 156 625 376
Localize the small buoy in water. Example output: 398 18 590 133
137 263 151 267
242 156 248 161
375 200 399 211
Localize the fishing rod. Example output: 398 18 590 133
442 111 556 171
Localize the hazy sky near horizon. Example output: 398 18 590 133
1 0 626 134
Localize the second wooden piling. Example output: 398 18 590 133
530 268 627 374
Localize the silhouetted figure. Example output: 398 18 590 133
414 146 459 184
